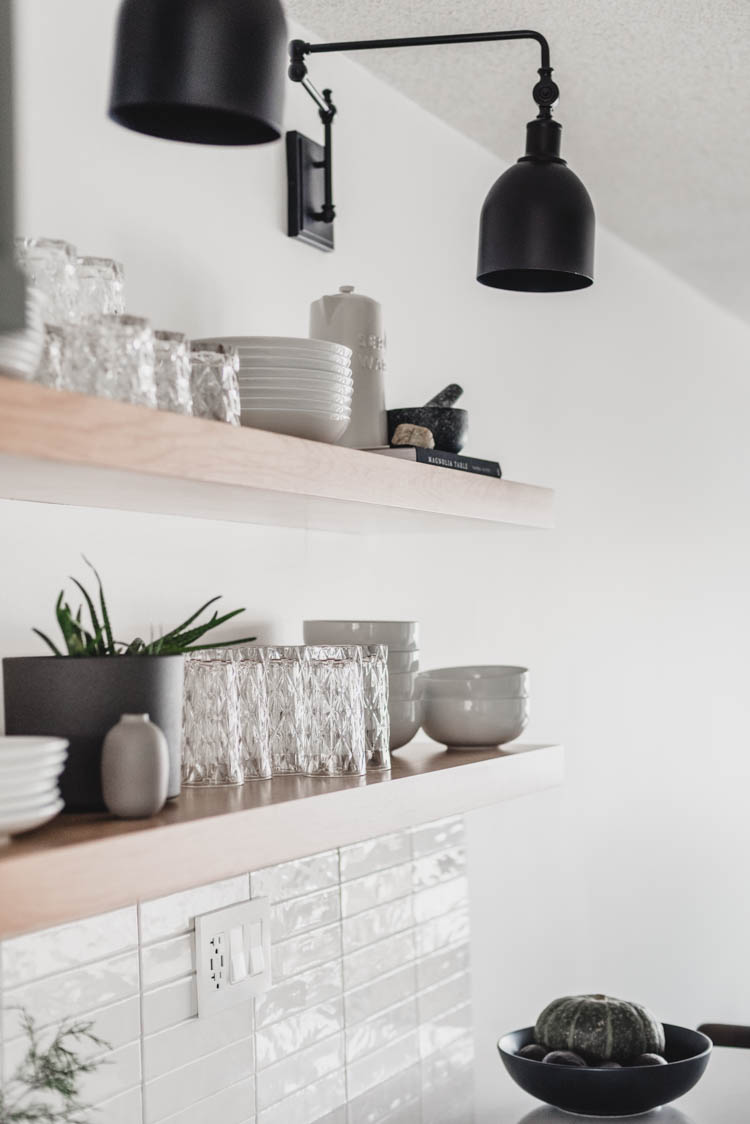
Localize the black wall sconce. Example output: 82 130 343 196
109 0 594 292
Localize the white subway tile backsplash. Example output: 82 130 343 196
140 876 249 944
251 851 339 903
143 1002 253 1080
144 1038 254 1123
1 816 472 1123
256 998 344 1069
2 950 140 1039
256 1030 344 1110
270 886 340 942
2 907 138 988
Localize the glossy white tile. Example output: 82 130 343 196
2 908 138 988
343 928 416 991
2 950 139 1040
347 1029 420 1100
416 941 470 991
81 1085 143 1123
256 1030 344 1110
254 961 342 1029
340 861 412 919
344 963 417 1027
418 972 471 1022
257 1067 346 1124
141 933 195 990
78 1040 141 1106
418 1001 472 1058
346 997 418 1063
156 1077 255 1124
342 896 414 954
413 876 468 924
142 975 197 1035
414 905 470 956
345 1062 422 1124
3 995 140 1076
251 851 339 903
271 920 341 980
256 998 344 1068
409 816 464 858
270 886 340 942
144 1038 253 1123
140 876 249 944
411 845 467 891
143 1002 253 1080
339 832 412 882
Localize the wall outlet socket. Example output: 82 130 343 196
195 898 271 1018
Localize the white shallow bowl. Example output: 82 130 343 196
387 650 420 673
240 409 350 443
0 758 68 780
0 771 63 797
0 736 68 762
389 698 423 750
237 354 352 374
304 621 419 648
238 365 351 382
0 798 64 845
195 336 352 360
419 666 529 699
239 398 351 416
422 696 529 748
239 385 352 401
0 787 61 813
238 371 354 387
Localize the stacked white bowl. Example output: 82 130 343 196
192 336 353 443
418 666 530 749
0 287 45 380
302 620 422 751
0 736 67 845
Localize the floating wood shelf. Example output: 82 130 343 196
0 742 563 937
0 380 553 533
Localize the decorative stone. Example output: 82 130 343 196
391 423 435 449
101 713 169 819
517 1044 548 1061
543 1051 588 1067
633 1054 668 1066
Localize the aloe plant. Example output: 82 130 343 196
33 559 255 657
0 1011 108 1123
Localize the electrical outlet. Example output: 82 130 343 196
195 898 271 1017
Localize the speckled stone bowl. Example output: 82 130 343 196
387 407 468 453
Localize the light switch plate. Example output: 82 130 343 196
195 898 271 1017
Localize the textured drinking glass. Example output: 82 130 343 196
262 646 306 775
65 314 157 404
76 256 125 319
302 645 366 777
362 644 391 770
182 651 242 785
154 330 193 414
189 347 240 424
34 325 66 389
14 237 78 327
230 647 272 779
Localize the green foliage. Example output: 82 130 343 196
0 1011 108 1123
33 558 255 657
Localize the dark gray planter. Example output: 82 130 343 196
2 655 184 811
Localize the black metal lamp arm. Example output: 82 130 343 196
288 30 558 225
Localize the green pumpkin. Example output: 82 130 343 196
535 994 665 1064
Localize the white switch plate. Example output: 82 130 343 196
195 898 272 1017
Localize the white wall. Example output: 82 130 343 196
7 0 750 1113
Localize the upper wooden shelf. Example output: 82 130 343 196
0 379 553 533
0 742 563 937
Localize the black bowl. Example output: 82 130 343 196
498 1025 711 1117
387 406 468 453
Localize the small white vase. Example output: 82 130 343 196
101 713 169 819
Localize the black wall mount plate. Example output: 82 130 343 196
286 130 334 252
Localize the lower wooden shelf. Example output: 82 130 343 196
0 741 562 937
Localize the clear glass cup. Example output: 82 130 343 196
261 646 306 775
64 314 156 405
76 256 125 319
14 237 78 327
229 647 272 780
154 330 193 415
362 644 391 770
35 325 66 389
301 645 366 777
189 346 240 425
182 651 242 785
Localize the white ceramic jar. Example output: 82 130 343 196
101 713 169 818
309 285 387 448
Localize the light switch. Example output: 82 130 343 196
195 898 272 1017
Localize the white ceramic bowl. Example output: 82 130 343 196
195 336 352 360
387 650 420 673
419 666 529 699
0 798 64 845
0 736 69 760
239 385 352 402
240 393 351 411
304 621 419 648
240 409 350 443
422 696 529 748
238 371 354 387
237 364 351 381
389 698 423 750
389 670 419 698
237 354 352 374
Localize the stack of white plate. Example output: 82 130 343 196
192 336 353 443
302 620 422 751
0 287 45 381
0 736 67 844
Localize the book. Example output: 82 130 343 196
370 447 502 478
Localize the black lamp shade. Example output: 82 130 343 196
477 120 595 292
109 0 288 145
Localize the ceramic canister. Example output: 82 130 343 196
309 285 387 448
